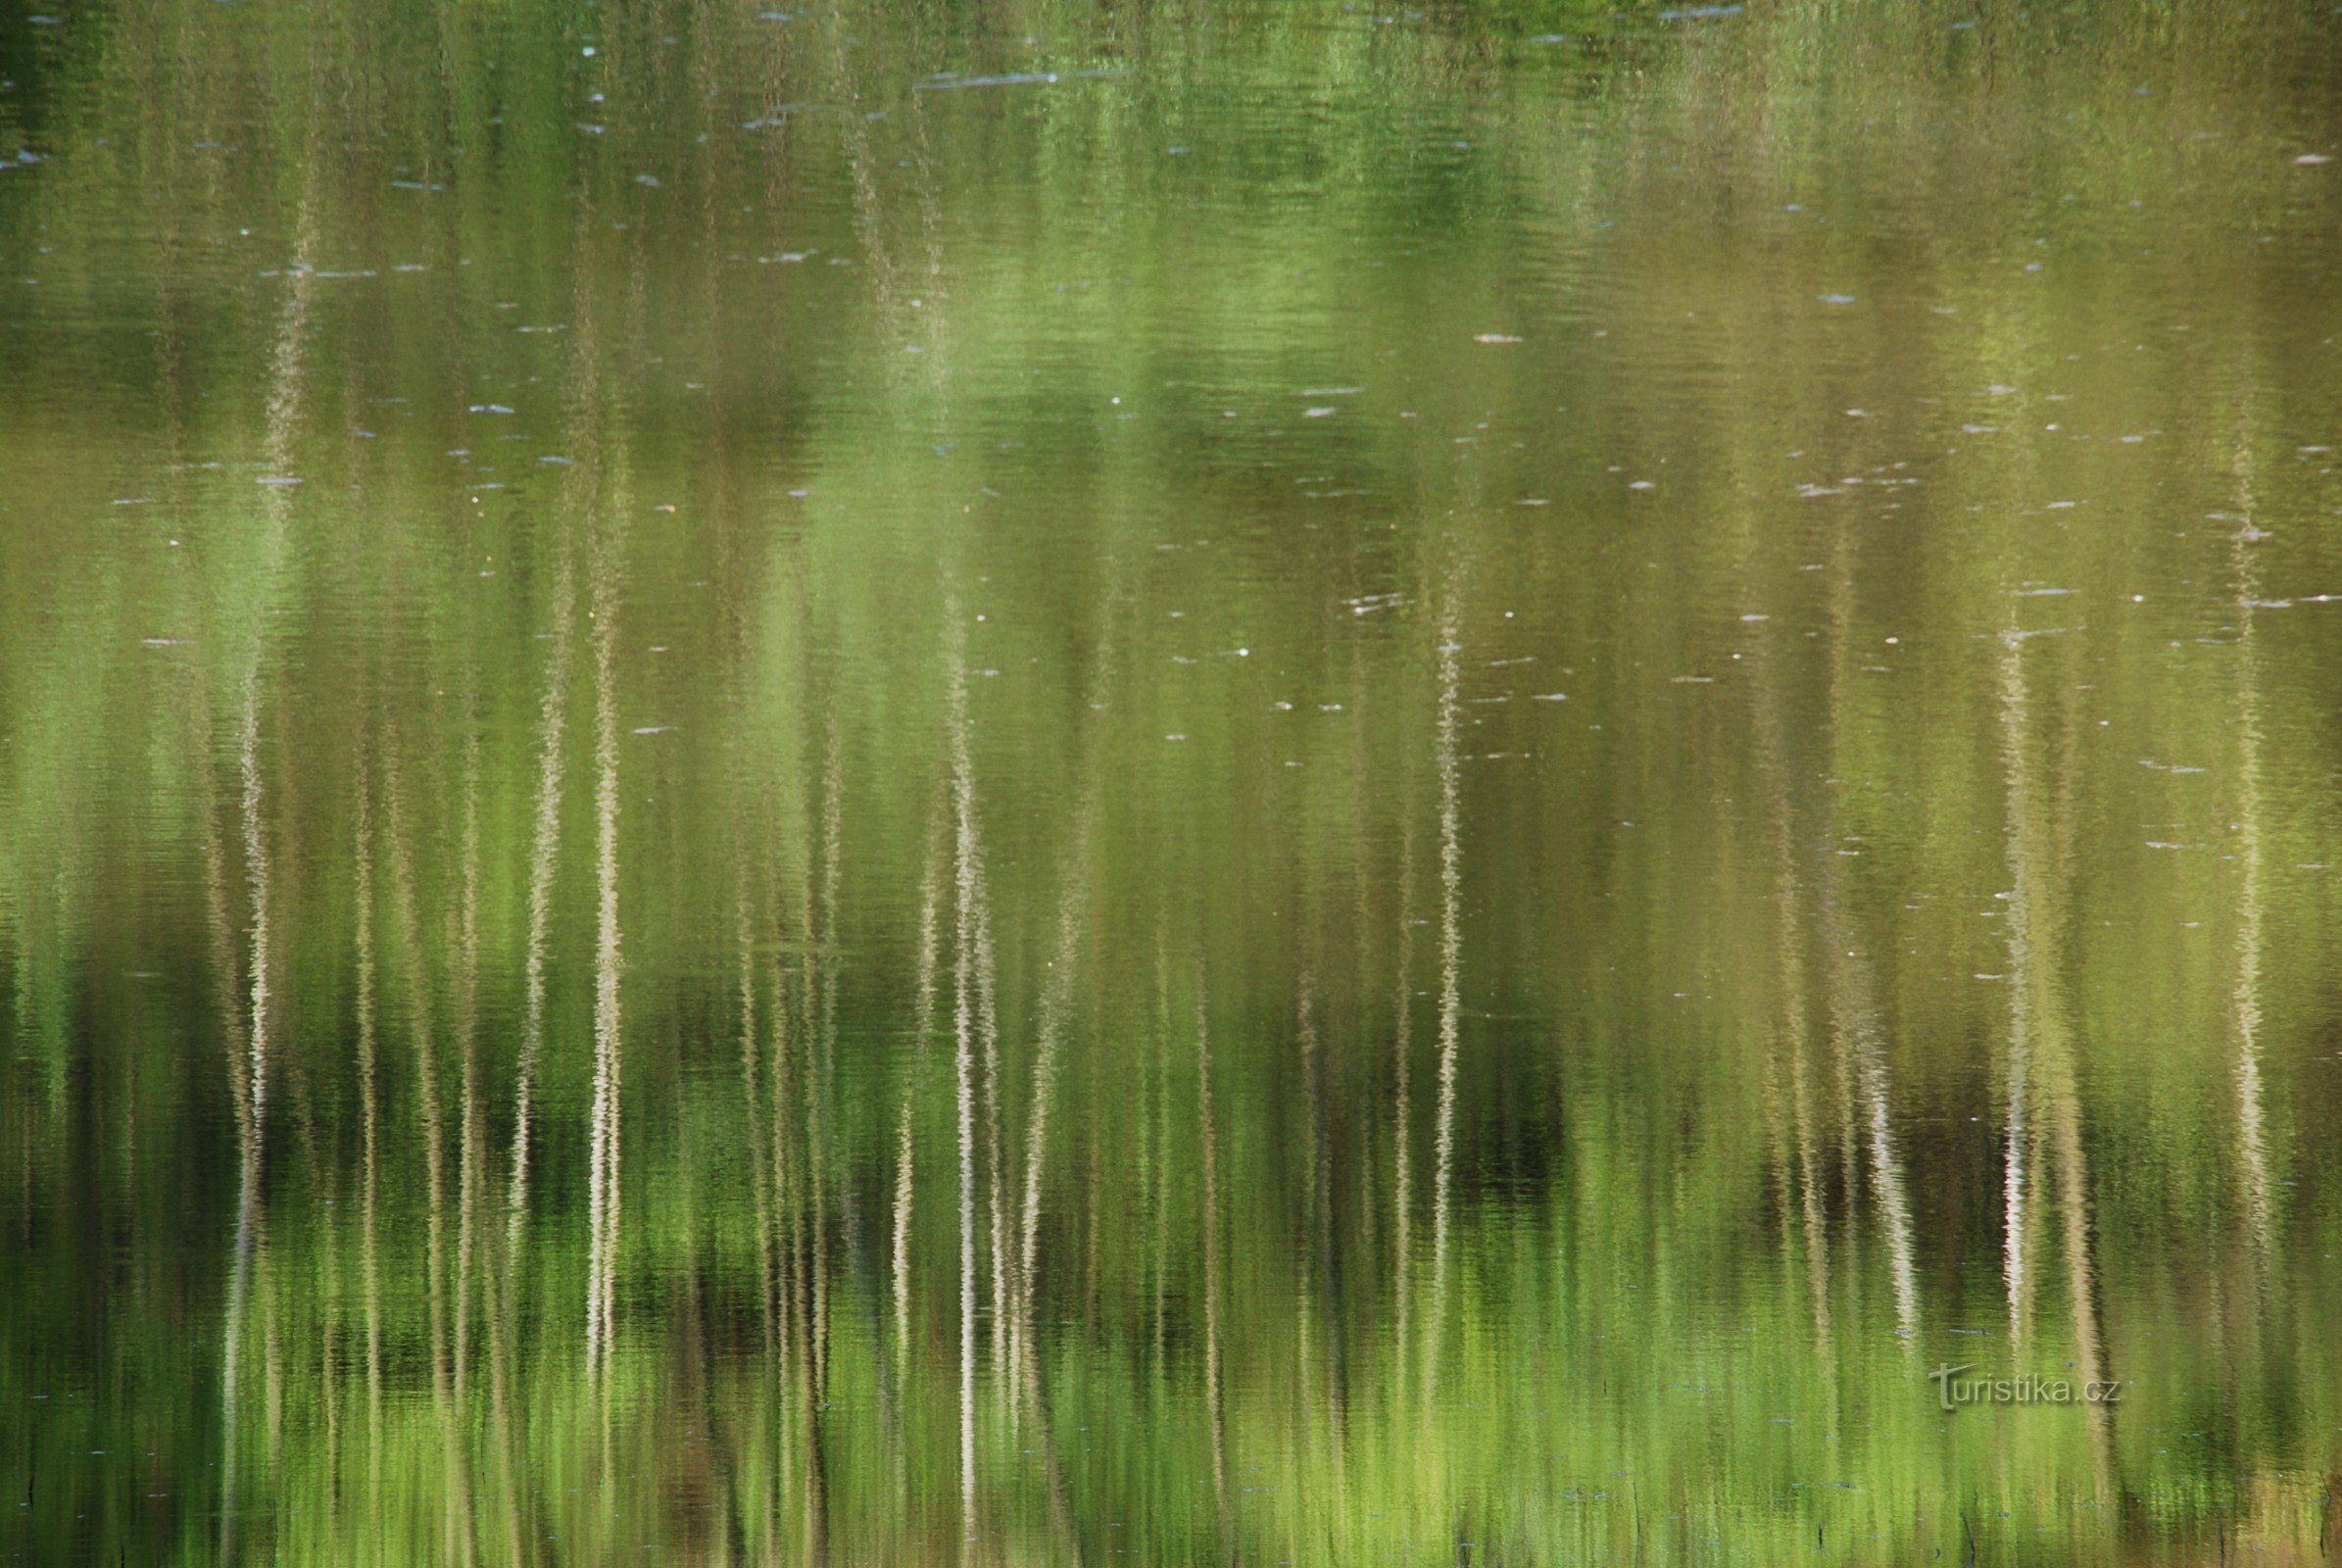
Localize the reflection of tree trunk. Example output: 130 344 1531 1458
217 109 317 1568
740 863 778 1355
453 738 482 1419
512 181 598 1287
352 731 384 1551
194 620 250 1564
1149 930 1173 1369
895 787 947 1421
1391 813 1415 1407
1297 944 1344 1461
1997 606 2111 1491
509 490 578 1255
450 731 484 1568
218 672 272 1567
382 738 472 1563
801 1225 831 1568
480 1211 523 1568
1818 854 1920 1345
767 911 803 1549
1197 968 1231 1564
757 847 825 1564
1996 633 2037 1349
1817 524 1918 1348
1752 630 1835 1411
1425 608 1463 1404
1014 607 1115 1386
1011 812 1092 1368
1013 1306 1083 1563
1789 1030 1834 1382
1082 1030 1104 1336
809 708 851 1561
587 196 646 1408
937 626 1006 1416
979 892 1005 1392
2229 517 2270 1262
452 691 518 1567
2024 663 2112 1484
239 662 275 1219
2039 1037 2110 1482
783 1081 828 1568
947 610 984 1545
585 442 627 1384
1296 978 1321 1426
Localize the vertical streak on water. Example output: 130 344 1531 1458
516 183 596 1287
1391 811 1415 1407
1755 621 1833 1395
1788 944 1834 1392
352 732 382 1552
2229 510 2270 1263
770 893 808 1547
2032 943 2111 1494
382 740 465 1561
218 154 316 1564
832 25 903 352
307 1028 336 1521
509 489 578 1254
1148 928 1172 1368
585 436 625 1384
1837 893 1920 1348
1016 604 1115 1378
453 737 482 1426
891 1103 915 1358
738 861 779 1369
198 713 251 1144
977 887 1005 1393
1996 631 2035 1348
947 608 982 1545
1296 978 1321 1429
1819 532 1920 1348
1337 630 1376 1501
454 738 487 1568
2031 744 2113 1500
1818 948 1897 1342
1196 967 1230 1559
803 710 844 1563
1424 609 1463 1404
480 852 526 1568
899 794 946 1393
813 706 844 1415
219 666 269 1568
238 668 272 1169
1012 811 1090 1366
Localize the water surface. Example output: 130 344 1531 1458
5 0 2342 1562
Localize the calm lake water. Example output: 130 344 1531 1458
5 0 2342 1562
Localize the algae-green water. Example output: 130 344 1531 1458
4 0 2342 1561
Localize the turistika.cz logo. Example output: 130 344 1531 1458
1928 1363 2122 1412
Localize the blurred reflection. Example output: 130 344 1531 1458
5 0 2342 1563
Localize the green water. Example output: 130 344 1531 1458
4 0 2342 1561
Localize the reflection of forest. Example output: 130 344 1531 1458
5 0 2341 1562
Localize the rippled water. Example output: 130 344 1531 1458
5 1 2342 1562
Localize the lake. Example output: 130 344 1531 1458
4 0 2341 1561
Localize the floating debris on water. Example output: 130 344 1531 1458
913 68 1133 92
